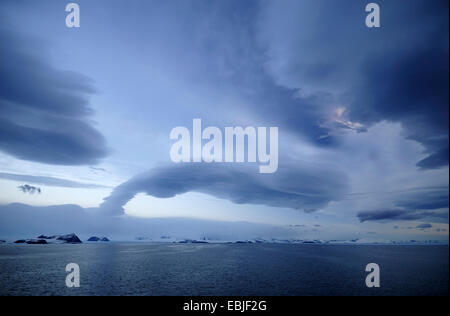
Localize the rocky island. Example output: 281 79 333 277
87 236 110 242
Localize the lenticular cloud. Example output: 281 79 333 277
99 163 348 216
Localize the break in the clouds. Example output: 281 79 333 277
18 184 41 195
99 163 348 216
0 29 109 165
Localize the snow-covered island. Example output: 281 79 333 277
14 233 82 244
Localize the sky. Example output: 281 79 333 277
0 0 448 242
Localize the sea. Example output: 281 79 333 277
0 243 448 296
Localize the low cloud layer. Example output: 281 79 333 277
0 203 297 241
0 29 109 165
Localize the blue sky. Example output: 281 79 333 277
0 0 448 242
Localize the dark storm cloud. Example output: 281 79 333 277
395 187 449 211
342 0 449 169
357 209 448 223
357 187 450 223
416 223 432 230
357 186 449 228
351 43 449 170
18 184 41 195
0 172 109 189
358 209 419 222
178 0 336 147
99 163 348 216
258 0 449 168
0 29 109 165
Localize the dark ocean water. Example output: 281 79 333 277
0 243 448 296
